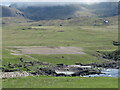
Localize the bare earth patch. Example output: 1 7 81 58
8 46 85 55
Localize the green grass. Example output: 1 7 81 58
2 49 33 65
2 25 118 65
2 22 118 88
30 54 104 65
3 25 118 47
2 76 118 88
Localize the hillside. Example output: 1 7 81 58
0 6 24 17
88 2 118 17
9 3 97 20
1 2 118 26
8 2 119 21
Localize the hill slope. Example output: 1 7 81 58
1 6 24 17
9 3 97 20
9 2 119 20
88 2 118 17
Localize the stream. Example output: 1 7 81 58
83 69 119 77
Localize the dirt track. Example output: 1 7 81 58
9 46 85 55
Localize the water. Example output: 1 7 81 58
55 70 75 75
83 69 119 77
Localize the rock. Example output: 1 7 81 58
56 64 65 66
20 57 24 62
58 30 64 32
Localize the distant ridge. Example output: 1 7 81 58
1 6 24 17
1 2 119 21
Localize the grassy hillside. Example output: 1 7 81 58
1 15 118 26
1 6 24 17
88 2 118 17
28 16 118 26
1 17 30 25
8 2 119 20
9 3 97 20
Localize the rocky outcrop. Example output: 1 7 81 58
31 64 102 77
1 57 119 78
97 49 120 61
1 60 50 72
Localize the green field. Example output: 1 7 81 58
3 25 118 47
3 25 118 65
3 76 118 88
2 19 118 88
1 2 119 88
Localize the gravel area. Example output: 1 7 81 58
0 71 32 78
8 46 85 55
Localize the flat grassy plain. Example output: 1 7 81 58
3 76 118 88
3 25 118 47
2 21 118 88
3 25 118 65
